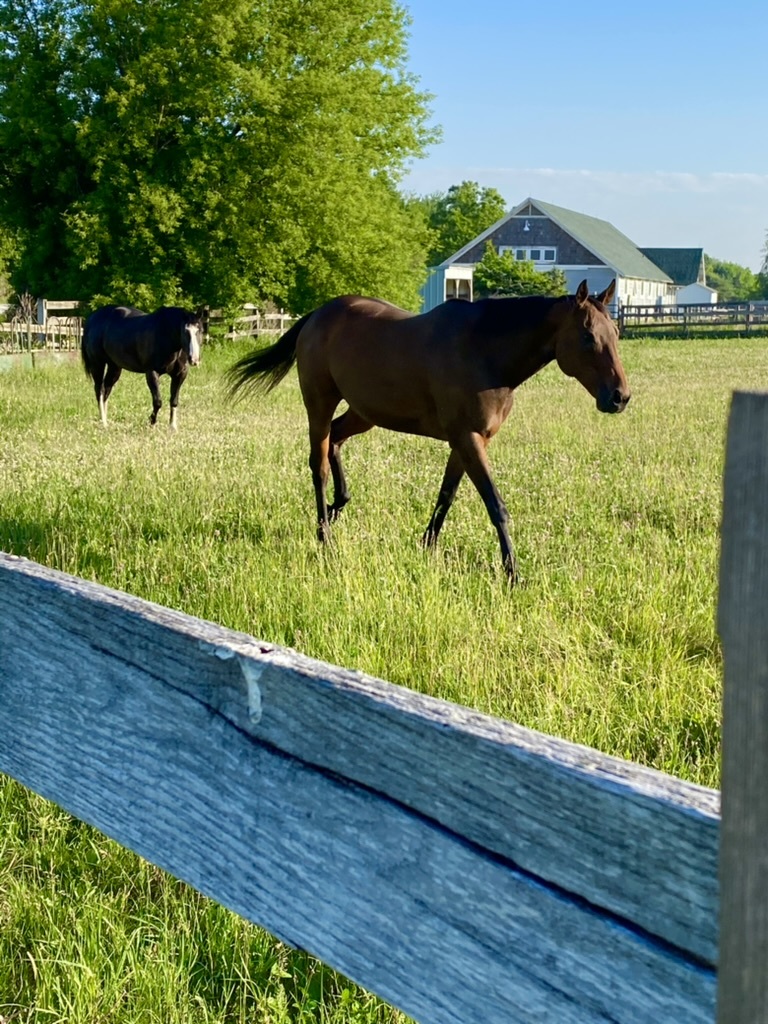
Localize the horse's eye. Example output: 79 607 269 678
581 331 596 350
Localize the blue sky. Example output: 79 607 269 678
400 0 767 270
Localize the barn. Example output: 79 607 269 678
639 247 718 304
420 197 708 312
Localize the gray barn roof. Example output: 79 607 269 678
441 198 674 283
639 248 704 286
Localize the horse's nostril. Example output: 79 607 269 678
613 389 629 407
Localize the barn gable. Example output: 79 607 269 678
440 198 673 283
420 197 693 312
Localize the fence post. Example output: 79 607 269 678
717 391 768 1024
36 297 47 345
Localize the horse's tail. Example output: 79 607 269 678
226 311 313 399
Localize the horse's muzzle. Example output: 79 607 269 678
597 386 631 414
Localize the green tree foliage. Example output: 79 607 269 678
413 181 507 267
704 255 762 302
0 0 438 311
473 242 567 298
0 228 18 300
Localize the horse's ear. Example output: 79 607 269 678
575 280 589 306
596 279 616 306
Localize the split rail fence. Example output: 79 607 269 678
0 393 767 1022
0 299 83 353
618 301 768 338
0 299 297 356
0 299 299 358
208 304 298 339
4 297 767 354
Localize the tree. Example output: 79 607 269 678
473 242 567 299
0 0 438 311
0 228 18 301
412 181 507 267
704 256 762 302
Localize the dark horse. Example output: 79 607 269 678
227 280 630 582
81 305 203 429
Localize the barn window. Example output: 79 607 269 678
499 245 558 263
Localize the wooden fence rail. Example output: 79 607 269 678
0 298 83 353
0 391 767 1021
0 299 296 356
5 297 767 352
211 304 298 339
0 565 719 1021
618 301 768 338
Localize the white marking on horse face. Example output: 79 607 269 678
186 324 201 366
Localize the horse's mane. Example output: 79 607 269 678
472 293 563 334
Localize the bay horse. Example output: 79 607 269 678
227 280 630 583
81 305 203 429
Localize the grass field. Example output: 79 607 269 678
1 332 766 1020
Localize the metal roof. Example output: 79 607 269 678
440 198 674 283
639 248 704 286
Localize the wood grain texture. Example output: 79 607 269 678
0 552 717 1023
717 391 768 1024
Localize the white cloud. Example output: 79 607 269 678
402 166 768 269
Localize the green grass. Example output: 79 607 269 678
1 333 766 1019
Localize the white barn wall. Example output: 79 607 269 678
677 283 718 304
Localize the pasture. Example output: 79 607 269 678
0 333 765 1020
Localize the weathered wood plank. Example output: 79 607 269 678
0 552 719 964
0 553 717 1022
717 391 768 1024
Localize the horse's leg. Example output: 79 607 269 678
145 371 162 426
101 362 122 428
90 358 107 426
422 448 466 548
452 433 517 583
168 366 188 430
328 408 374 520
308 417 334 543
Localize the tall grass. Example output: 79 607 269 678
1 333 765 1019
